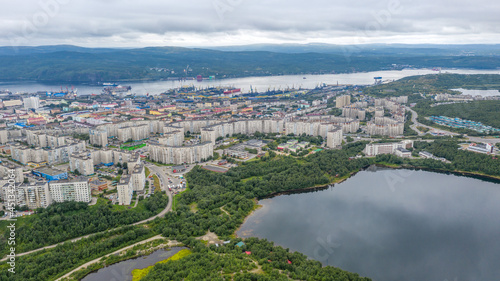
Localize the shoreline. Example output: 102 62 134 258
234 199 262 238
235 164 500 238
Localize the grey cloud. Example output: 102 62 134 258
0 0 498 46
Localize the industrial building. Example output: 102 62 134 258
32 167 68 181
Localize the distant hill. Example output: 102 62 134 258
205 43 500 56
0 44 499 83
363 73 500 97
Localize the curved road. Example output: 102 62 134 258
407 107 500 145
0 164 173 262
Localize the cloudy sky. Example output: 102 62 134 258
1 0 499 47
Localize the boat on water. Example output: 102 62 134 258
102 82 118 87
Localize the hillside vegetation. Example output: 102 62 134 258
363 74 500 97
1 47 500 83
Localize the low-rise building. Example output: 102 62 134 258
33 167 68 181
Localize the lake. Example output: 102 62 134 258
82 247 186 281
1 68 499 96
453 88 500 97
237 168 500 281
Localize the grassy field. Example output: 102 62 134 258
120 143 147 151
131 249 192 281
152 175 161 192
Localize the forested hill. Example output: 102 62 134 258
0 45 499 83
363 73 500 97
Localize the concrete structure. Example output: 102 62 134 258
0 164 24 183
12 137 86 165
49 179 91 203
159 130 184 147
23 96 40 110
297 116 360 134
0 130 8 144
33 167 68 181
91 149 139 167
26 131 66 148
2 99 23 107
326 126 343 148
1 181 51 209
389 96 408 104
70 151 95 176
96 120 163 140
467 143 494 154
130 164 146 192
200 119 284 145
117 175 133 205
89 179 108 191
363 140 414 157
394 147 412 158
148 142 214 165
374 107 385 118
117 124 149 142
89 129 108 147
366 117 404 137
336 95 351 108
342 107 366 120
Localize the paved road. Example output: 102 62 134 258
407 107 458 136
0 164 173 262
407 107 500 145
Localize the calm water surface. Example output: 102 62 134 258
82 247 186 281
1 69 498 95
237 168 500 281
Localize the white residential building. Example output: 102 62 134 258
70 152 95 176
23 96 40 110
49 179 91 203
117 175 133 206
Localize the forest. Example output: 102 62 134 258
141 238 371 281
376 140 500 177
1 46 499 83
0 192 167 256
152 142 372 239
3 139 499 280
363 74 500 97
0 226 154 281
413 100 500 131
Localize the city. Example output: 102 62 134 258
0 1 499 281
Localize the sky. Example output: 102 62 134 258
0 0 499 47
